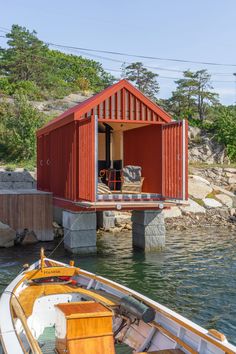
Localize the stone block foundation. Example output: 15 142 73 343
132 210 165 251
62 211 97 254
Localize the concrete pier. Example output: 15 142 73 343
97 211 115 230
62 211 97 254
132 210 165 251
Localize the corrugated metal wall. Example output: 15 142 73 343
77 117 96 202
162 120 188 200
81 88 163 123
37 115 78 201
49 121 76 201
124 125 163 194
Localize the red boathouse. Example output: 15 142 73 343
37 79 188 211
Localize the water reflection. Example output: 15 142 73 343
0 227 235 344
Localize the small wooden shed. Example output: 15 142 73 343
37 79 188 211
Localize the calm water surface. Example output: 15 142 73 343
0 227 235 345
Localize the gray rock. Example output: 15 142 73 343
230 208 236 216
0 222 16 247
203 198 222 209
224 168 236 173
215 194 233 208
188 126 201 139
188 177 213 199
180 198 206 214
212 185 235 197
228 176 236 184
21 230 38 245
115 213 131 225
163 207 182 218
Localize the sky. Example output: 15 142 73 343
1 0 236 105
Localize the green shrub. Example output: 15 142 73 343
0 94 46 162
12 80 43 100
0 77 13 95
213 107 236 162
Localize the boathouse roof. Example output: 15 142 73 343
38 79 172 135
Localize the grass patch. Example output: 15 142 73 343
0 159 36 171
189 162 236 169
192 197 205 206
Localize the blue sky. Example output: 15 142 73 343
1 0 236 104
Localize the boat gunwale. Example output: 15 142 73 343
0 258 235 354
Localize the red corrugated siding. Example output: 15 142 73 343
80 88 164 124
77 117 95 202
49 122 76 200
185 120 189 200
162 120 188 200
124 125 163 194
37 135 43 190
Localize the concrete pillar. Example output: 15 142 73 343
62 211 97 254
132 210 165 251
97 211 115 230
53 206 63 225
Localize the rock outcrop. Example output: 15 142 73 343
164 174 236 230
190 167 236 191
0 221 16 247
188 126 229 165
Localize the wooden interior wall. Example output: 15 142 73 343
123 125 162 194
98 133 105 160
112 131 123 161
0 192 53 241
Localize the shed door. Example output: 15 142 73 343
78 116 97 202
37 134 50 191
43 133 51 191
37 136 43 190
162 120 188 200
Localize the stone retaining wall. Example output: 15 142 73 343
0 170 36 189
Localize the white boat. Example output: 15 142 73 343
0 249 235 354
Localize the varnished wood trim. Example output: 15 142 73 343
208 329 226 342
152 322 198 354
11 297 42 354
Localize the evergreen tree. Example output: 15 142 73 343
123 62 159 99
0 25 50 86
166 69 218 121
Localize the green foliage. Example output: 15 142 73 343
0 95 47 162
0 25 115 100
165 69 219 121
212 106 236 162
122 62 159 99
1 25 49 85
0 77 13 95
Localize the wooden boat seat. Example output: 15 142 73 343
17 283 116 317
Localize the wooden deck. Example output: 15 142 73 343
0 189 53 241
